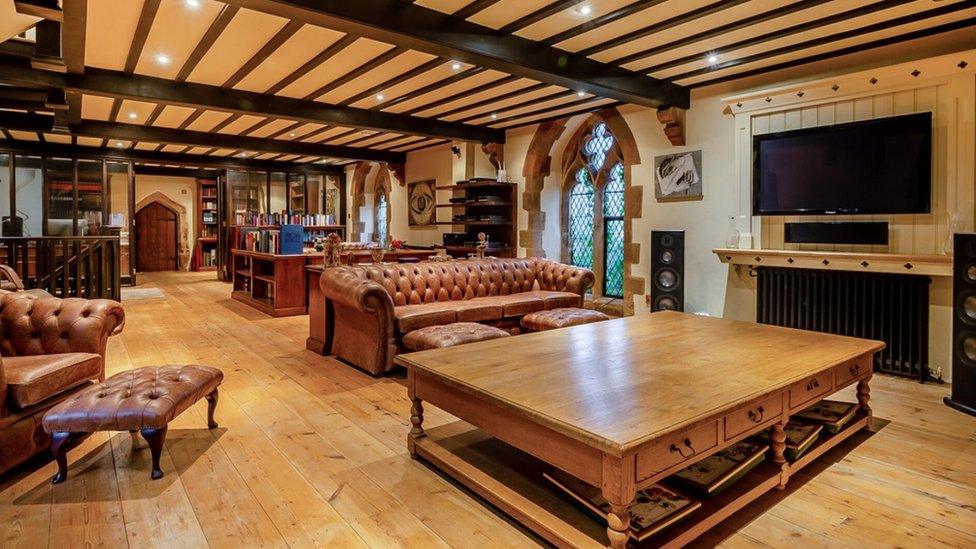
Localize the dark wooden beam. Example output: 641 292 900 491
61 0 86 74
0 111 407 162
496 1 584 35
176 5 240 81
669 5 976 82
434 82 547 119
688 16 976 88
0 137 344 173
304 46 405 100
452 0 501 19
612 0 835 66
31 19 64 72
376 66 488 111
125 0 160 73
223 19 304 88
133 165 222 178
540 0 668 46
401 74 523 115
0 61 506 142
501 100 625 130
0 38 34 58
14 0 62 21
340 56 444 106
221 0 689 108
578 0 752 57
265 34 357 94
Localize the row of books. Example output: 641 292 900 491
547 400 860 542
202 212 217 224
238 225 304 254
234 212 338 227
200 248 217 267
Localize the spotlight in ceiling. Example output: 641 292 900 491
490 113 497 119
451 61 461 70
116 142 124 147
375 93 385 101
185 0 200 8
707 54 719 64
577 91 586 97
577 5 592 15
289 132 296 137
128 112 137 119
156 54 170 65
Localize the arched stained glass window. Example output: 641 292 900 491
603 162 625 298
374 193 388 245
568 168 594 270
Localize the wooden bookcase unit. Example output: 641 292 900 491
230 249 307 316
195 179 219 271
436 178 517 258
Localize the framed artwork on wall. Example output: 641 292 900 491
408 179 436 226
654 150 703 201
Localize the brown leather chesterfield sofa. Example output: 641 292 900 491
0 292 125 475
319 258 594 375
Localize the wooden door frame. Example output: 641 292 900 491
134 192 189 270
135 200 179 272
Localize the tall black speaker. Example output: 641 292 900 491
947 233 976 416
651 230 684 312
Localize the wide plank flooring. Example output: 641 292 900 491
1 271 973 548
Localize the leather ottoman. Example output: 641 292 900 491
520 307 611 332
403 322 511 352
42 364 223 483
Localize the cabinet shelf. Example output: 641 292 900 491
713 248 951 277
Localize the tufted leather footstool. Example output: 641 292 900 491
402 322 511 352
42 365 223 483
520 307 611 332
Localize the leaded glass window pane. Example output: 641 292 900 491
583 123 614 172
375 193 388 245
603 162 625 298
569 168 594 270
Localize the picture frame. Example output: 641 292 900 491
654 150 703 201
408 179 436 226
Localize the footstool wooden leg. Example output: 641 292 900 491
51 432 86 484
205 388 219 429
140 427 168 480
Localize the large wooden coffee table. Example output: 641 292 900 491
396 311 883 548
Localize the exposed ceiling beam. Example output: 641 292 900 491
0 137 344 173
0 111 407 162
496 0 584 35
220 0 689 109
540 0 669 46
14 0 61 21
61 0 86 74
0 60 505 142
452 0 501 20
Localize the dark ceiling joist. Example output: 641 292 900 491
670 4 976 82
0 111 406 162
0 137 344 173
375 66 487 111
496 0 584 35
540 0 668 46
14 0 62 21
0 61 505 142
0 38 34 58
61 0 86 74
221 0 689 109
452 0 501 20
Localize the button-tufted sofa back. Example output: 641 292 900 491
0 293 126 358
336 258 589 307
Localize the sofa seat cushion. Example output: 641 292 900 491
403 322 511 352
520 290 582 310
454 299 503 323
487 294 546 317
521 307 611 332
394 302 458 333
4 353 102 409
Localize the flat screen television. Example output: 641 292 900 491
752 112 931 216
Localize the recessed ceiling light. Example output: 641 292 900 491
490 113 497 119
707 54 719 64
128 112 137 119
577 91 586 97
239 152 247 157
185 0 200 8
451 61 461 70
577 5 592 15
289 132 295 137
156 54 170 65
116 142 124 147
375 93 385 101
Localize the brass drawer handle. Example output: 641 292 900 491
806 378 820 391
748 406 765 423
669 438 696 458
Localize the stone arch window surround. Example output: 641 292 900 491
350 162 399 242
561 119 627 299
520 108 642 313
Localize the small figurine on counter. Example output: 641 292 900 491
323 232 343 267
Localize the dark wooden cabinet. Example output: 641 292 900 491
231 249 307 316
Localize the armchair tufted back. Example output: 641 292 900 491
0 293 125 358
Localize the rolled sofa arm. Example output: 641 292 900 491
319 267 395 313
535 259 596 296
318 266 397 375
0 293 125 357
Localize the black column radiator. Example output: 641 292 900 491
757 267 931 381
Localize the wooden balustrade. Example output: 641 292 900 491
0 237 122 300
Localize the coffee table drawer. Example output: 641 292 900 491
789 371 832 410
835 359 868 387
637 421 719 482
724 394 783 440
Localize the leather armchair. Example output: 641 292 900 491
0 293 124 475
319 258 594 375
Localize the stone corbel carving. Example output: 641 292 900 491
656 106 685 146
481 142 504 171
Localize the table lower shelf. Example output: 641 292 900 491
413 412 871 548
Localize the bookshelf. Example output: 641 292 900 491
436 178 517 258
194 178 218 271
230 249 307 316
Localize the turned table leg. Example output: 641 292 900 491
50 432 87 484
206 388 219 429
140 426 168 480
770 420 789 490
606 502 631 549
408 396 425 458
857 376 872 418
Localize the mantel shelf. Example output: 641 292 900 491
713 248 952 277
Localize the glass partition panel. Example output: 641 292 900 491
106 161 131 281
288 173 305 217
249 171 267 216
14 155 42 237
228 169 255 224
46 158 75 235
77 159 103 235
0 154 9 234
324 174 340 225
270 172 287 217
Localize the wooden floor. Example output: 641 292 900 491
1 271 973 548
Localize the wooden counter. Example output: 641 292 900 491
231 249 308 317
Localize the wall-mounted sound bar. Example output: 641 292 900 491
784 222 888 245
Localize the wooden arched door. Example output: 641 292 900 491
135 201 178 271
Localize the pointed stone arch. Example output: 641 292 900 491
521 106 644 315
350 162 399 242
135 191 190 271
